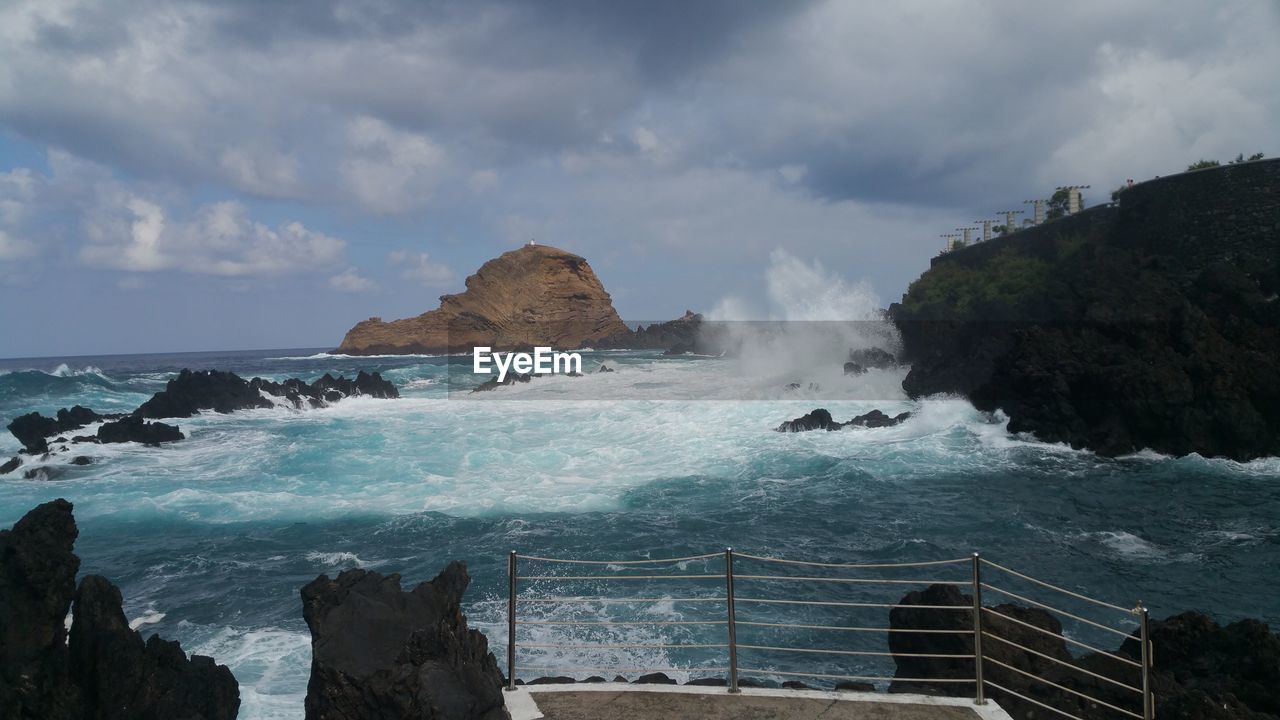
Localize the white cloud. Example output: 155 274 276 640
0 229 35 261
341 116 449 214
329 266 376 292
388 250 454 287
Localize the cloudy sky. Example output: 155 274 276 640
1 0 1276 357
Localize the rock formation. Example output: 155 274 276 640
890 159 1280 460
889 583 1280 720
4 369 398 465
335 244 629 355
0 499 239 719
301 563 508 720
776 408 912 432
596 310 704 351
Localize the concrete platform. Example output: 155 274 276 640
506 683 1014 720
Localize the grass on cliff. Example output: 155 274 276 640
901 248 1067 321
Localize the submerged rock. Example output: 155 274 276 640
848 347 898 369
301 563 507 720
97 416 184 446
0 500 238 718
0 456 19 475
471 373 533 393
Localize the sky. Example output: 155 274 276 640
0 0 1277 358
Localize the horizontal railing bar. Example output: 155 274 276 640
742 668 974 684
982 632 1142 693
735 575 964 586
734 553 971 569
985 656 1143 719
983 607 1142 668
520 643 729 650
982 583 1133 638
519 574 723 581
516 597 725 604
738 621 971 634
737 597 971 610
980 559 1135 615
516 552 722 565
517 666 728 674
984 679 1088 720
518 620 727 627
738 644 973 659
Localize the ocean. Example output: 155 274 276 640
1 345 1278 719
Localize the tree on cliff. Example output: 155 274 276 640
1045 188 1078 220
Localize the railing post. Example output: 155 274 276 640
506 550 517 691
972 552 986 705
1139 603 1153 720
725 547 740 693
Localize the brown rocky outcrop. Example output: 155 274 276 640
335 245 630 355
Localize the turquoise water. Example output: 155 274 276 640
1 347 1278 719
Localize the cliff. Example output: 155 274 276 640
336 245 630 355
890 158 1280 460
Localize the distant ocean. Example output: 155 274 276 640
2 346 1278 720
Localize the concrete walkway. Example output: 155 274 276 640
506 684 1014 720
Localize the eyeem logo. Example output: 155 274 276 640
473 347 582 382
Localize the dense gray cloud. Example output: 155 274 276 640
2 0 1274 211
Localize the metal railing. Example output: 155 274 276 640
504 549 1155 720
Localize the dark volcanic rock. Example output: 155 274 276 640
7 413 61 454
0 499 80 718
97 416 184 446
847 409 912 428
848 347 898 369
775 408 840 432
69 456 93 466
843 361 866 375
597 310 704 351
301 563 507 720
136 368 398 420
0 500 239 719
634 672 677 685
891 160 1280 460
527 676 575 685
0 456 20 474
776 408 912 432
69 575 239 720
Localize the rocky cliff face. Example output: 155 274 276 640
336 245 630 355
301 563 508 720
890 159 1280 460
0 500 239 719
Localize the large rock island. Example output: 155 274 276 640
890 159 1280 460
336 244 630 355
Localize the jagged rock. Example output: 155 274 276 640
597 364 615 373
135 369 398 420
97 416 184 446
69 456 93 466
0 500 238 719
71 435 97 444
301 563 507 720
0 457 19 475
776 408 840 432
776 408 912 432
685 677 727 687
69 575 239 720
847 409 912 428
6 407 120 454
582 676 607 684
598 310 703 351
0 499 80 718
843 362 867 375
336 244 629 355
